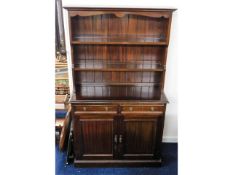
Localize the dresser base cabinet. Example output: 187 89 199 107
70 98 167 167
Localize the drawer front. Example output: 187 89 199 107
74 105 118 112
73 104 165 116
122 105 164 112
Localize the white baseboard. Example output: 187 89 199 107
162 136 178 143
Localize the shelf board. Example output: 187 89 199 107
74 60 164 71
76 82 161 86
74 68 164 72
72 41 167 45
72 34 167 45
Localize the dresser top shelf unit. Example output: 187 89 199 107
68 8 174 101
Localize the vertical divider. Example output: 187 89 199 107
113 114 118 159
117 105 124 159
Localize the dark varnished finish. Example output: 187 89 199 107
67 7 175 167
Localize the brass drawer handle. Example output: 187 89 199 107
83 107 86 111
129 107 133 111
105 107 108 111
150 107 155 111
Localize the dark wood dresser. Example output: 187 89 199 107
66 7 176 167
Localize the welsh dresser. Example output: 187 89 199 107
65 7 176 167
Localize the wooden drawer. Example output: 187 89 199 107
74 105 118 112
122 105 164 112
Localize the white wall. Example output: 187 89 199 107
163 11 178 142
62 0 178 143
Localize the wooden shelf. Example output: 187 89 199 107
74 60 164 70
76 82 161 86
72 34 167 45
72 41 167 45
74 68 164 72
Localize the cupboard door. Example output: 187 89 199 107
73 114 118 160
119 114 164 160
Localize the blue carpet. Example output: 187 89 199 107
56 143 177 175
56 110 67 118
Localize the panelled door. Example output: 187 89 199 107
118 114 164 160
73 113 118 160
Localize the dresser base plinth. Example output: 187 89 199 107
74 159 162 167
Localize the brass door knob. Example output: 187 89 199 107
83 107 86 111
129 107 133 111
105 107 108 111
119 135 123 143
150 107 155 111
